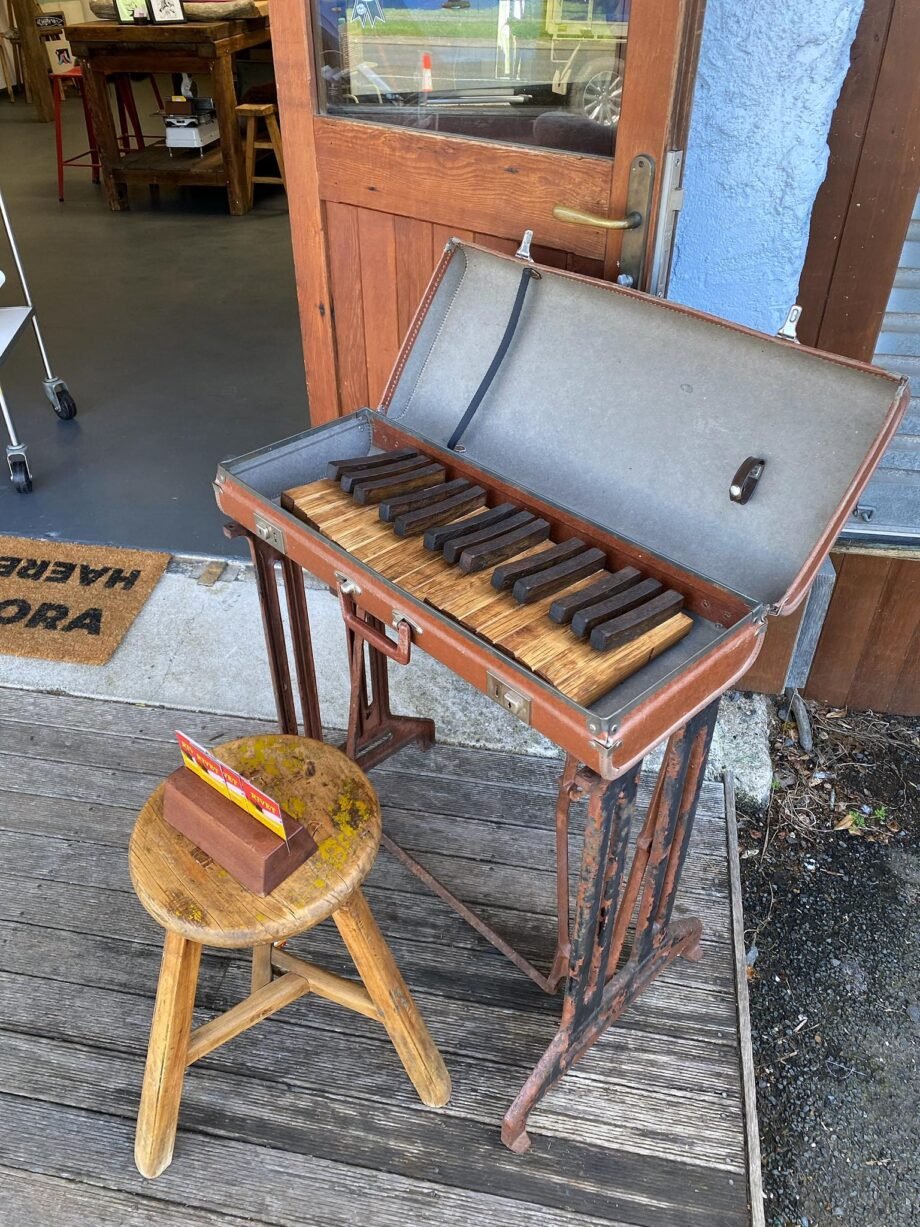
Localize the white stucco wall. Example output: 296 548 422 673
668 0 865 334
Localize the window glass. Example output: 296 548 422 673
315 0 629 158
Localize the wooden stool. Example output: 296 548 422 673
237 102 286 208
129 735 450 1179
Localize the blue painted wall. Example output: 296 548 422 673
668 0 864 334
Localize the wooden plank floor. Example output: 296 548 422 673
0 689 757 1227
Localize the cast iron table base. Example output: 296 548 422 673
234 526 719 1153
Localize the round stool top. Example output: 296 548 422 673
129 736 381 948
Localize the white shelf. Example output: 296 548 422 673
0 306 34 369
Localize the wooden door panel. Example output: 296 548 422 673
274 0 702 424
314 118 613 261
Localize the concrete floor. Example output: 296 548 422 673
0 84 307 557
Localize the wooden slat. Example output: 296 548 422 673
724 777 767 1227
395 217 435 340
315 120 613 261
846 557 920 710
804 552 888 706
0 812 734 927
0 966 739 1124
0 1165 272 1227
0 737 721 844
326 202 370 411
0 1034 748 1224
805 553 889 705
0 921 738 1051
0 1098 641 1227
357 208 401 406
890 612 920 713
804 550 920 715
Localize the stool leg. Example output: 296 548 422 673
149 74 164 111
78 80 100 184
265 111 286 189
115 78 130 152
121 78 145 151
333 890 451 1108
251 942 273 992
243 115 256 210
135 931 202 1179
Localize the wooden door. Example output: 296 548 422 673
272 0 703 424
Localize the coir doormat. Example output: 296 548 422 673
0 537 170 665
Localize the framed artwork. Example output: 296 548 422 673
112 0 148 21
147 0 187 22
45 37 76 75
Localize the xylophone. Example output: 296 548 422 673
216 239 908 1153
282 446 692 707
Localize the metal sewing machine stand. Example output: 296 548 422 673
233 523 720 1153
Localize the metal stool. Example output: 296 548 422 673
129 735 451 1179
237 101 286 208
52 67 99 201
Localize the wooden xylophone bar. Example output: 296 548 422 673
282 449 693 707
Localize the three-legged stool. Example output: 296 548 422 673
129 734 451 1178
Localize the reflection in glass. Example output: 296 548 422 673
315 0 629 157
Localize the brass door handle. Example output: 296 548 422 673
552 205 642 230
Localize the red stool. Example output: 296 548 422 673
53 67 100 202
53 70 165 202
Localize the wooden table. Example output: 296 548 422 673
66 20 271 216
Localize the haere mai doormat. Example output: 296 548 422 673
0 537 170 665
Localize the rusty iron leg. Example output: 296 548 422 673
501 700 720 1153
244 532 299 735
280 556 323 741
343 617 435 769
226 523 320 739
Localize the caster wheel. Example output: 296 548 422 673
10 458 32 493
53 388 77 420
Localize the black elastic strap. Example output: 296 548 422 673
446 267 538 451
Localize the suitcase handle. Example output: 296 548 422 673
336 577 414 666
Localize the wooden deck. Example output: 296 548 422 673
0 688 760 1227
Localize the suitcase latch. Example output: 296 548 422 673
486 672 531 724
253 513 285 552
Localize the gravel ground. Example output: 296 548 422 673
738 701 919 1227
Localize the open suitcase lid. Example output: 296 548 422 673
380 241 910 614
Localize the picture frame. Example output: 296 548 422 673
147 0 187 23
112 0 148 22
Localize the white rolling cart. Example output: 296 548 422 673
0 187 78 493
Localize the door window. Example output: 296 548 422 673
315 0 630 158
